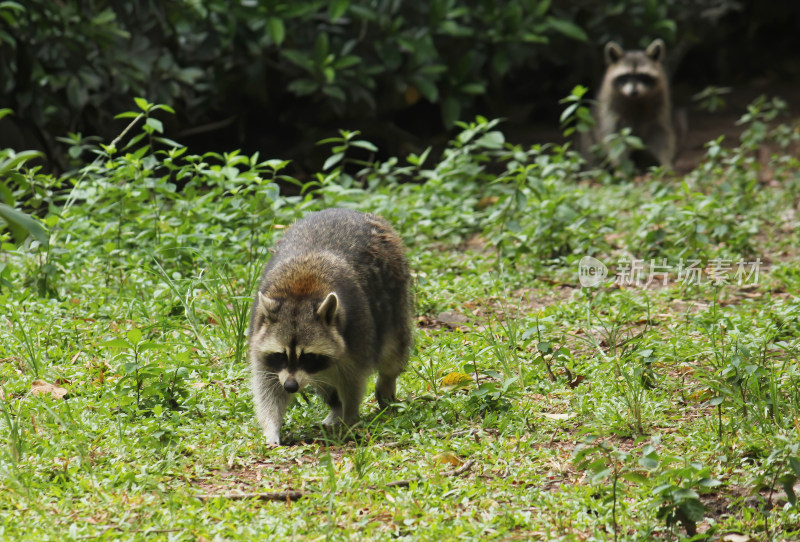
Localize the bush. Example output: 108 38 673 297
0 1 591 166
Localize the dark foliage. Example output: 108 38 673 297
0 0 798 171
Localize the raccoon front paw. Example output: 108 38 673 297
375 392 397 409
375 375 398 408
263 427 282 446
323 412 361 427
322 412 343 426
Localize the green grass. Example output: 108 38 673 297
1 102 800 540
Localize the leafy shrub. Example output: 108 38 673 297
0 110 49 249
0 0 591 168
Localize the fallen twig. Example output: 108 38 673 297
377 428 499 449
195 490 304 502
195 460 477 501
381 459 476 489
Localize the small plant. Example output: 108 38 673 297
650 456 721 537
0 391 25 465
559 85 595 139
692 85 732 113
4 305 43 377
573 432 644 541
748 432 800 539
602 128 647 176
462 361 519 418
523 313 573 383
611 354 651 436
0 137 48 248
101 327 190 417
737 95 789 151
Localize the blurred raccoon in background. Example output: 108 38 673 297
582 39 681 171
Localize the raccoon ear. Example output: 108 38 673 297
604 42 624 65
258 292 280 320
646 39 665 62
316 292 339 326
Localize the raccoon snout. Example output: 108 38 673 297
283 377 300 393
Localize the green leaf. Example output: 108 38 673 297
101 338 131 350
268 17 285 46
138 341 170 351
329 0 349 20
321 84 345 101
288 79 319 96
460 82 485 95
314 33 330 66
546 17 588 42
0 182 12 206
0 150 43 175
350 140 378 152
789 457 800 478
134 97 151 112
477 131 504 149
333 55 360 69
535 0 552 17
441 97 461 128
153 104 176 114
283 50 315 72
652 483 674 495
673 488 700 500
153 136 183 148
781 474 798 506
639 456 659 469
492 49 510 76
127 328 143 344
697 477 722 489
91 8 116 26
620 472 648 484
413 78 439 103
323 153 344 171
0 203 49 247
679 498 705 522
145 118 163 134
560 102 579 124
175 352 191 363
590 467 611 482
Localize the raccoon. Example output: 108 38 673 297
248 208 413 445
585 39 676 170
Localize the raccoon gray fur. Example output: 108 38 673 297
583 39 676 170
248 208 413 445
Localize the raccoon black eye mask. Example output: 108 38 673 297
261 352 333 374
248 208 413 445
612 73 656 91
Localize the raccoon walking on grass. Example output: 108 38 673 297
584 39 676 170
248 208 413 445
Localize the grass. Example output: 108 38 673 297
1 100 800 540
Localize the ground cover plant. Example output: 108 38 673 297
1 98 800 540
